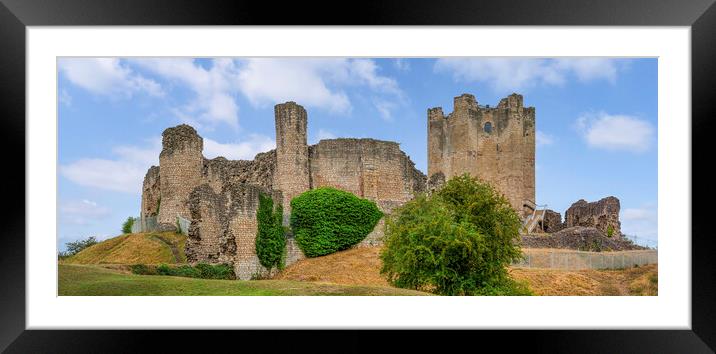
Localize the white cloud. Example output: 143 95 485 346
129 58 404 127
131 58 240 129
374 99 398 121
60 138 161 194
575 112 655 153
236 58 352 113
434 58 620 93
59 58 163 99
236 58 404 118
60 199 111 225
536 131 554 146
203 135 275 160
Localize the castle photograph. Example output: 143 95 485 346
57 57 658 296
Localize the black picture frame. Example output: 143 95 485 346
1 0 714 352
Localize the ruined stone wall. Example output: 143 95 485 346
158 124 204 226
187 182 285 280
203 150 276 194
427 93 535 217
140 165 161 219
308 138 426 213
542 209 566 233
274 102 310 223
565 197 622 238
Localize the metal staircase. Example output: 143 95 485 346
522 201 548 234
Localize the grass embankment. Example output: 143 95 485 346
63 232 186 265
59 233 656 296
58 264 429 296
276 246 658 296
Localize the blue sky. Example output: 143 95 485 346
57 57 658 249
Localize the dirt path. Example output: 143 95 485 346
150 234 181 263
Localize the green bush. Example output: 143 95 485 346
380 174 531 296
291 187 383 257
174 265 201 278
607 225 614 238
156 264 173 275
143 263 235 279
122 217 134 234
130 264 156 275
255 193 286 269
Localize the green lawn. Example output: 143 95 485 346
58 264 429 296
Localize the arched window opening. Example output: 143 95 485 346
484 122 493 134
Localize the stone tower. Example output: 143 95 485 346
157 124 204 226
428 93 535 217
273 102 310 223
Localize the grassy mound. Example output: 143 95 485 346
63 232 186 265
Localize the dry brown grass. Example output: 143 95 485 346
64 232 186 265
275 246 658 296
510 264 658 296
274 246 389 286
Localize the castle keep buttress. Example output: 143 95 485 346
428 93 536 217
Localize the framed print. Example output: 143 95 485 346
2 0 715 352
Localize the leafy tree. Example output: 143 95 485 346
122 217 135 234
380 174 531 295
63 236 99 257
291 187 383 257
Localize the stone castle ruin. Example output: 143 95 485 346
138 93 629 279
428 93 535 217
140 102 426 279
541 196 622 238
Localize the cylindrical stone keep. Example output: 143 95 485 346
157 124 204 226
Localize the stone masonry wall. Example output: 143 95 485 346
309 138 426 214
141 165 161 219
187 182 284 280
428 93 535 217
203 150 276 194
158 124 204 226
542 209 566 233
564 196 622 238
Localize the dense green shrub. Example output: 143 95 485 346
607 225 614 238
156 263 172 275
380 174 531 296
122 217 134 234
291 187 383 257
144 263 235 279
256 193 286 269
130 264 156 275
